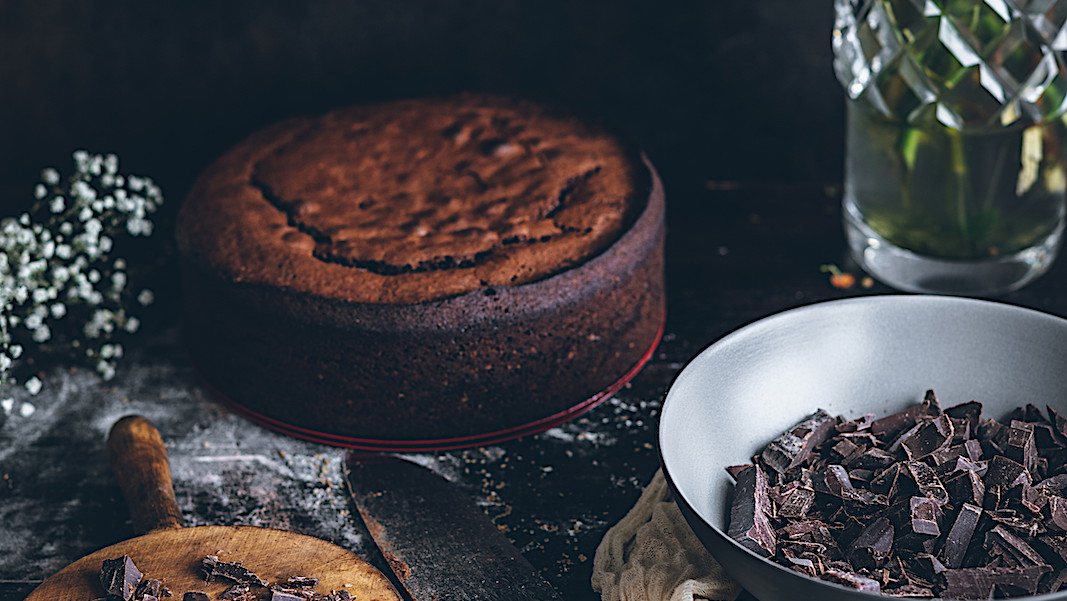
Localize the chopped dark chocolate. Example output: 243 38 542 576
201 555 268 587
941 503 982 569
269 591 305 601
822 569 882 592
100 556 143 601
1007 420 1040 475
906 461 949 506
901 416 954 461
135 578 163 601
847 516 894 569
219 584 252 601
773 481 815 518
944 469 985 507
728 395 1067 598
182 594 209 601
946 401 982 440
871 393 939 441
322 591 351 601
725 464 751 480
985 455 1032 491
942 564 1050 599
285 577 319 588
1050 496 1067 531
909 496 943 536
726 464 776 557
883 584 935 597
985 525 1047 567
760 409 837 474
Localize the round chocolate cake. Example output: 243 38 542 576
176 95 665 448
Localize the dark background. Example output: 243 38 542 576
0 0 842 220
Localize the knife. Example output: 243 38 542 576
343 453 565 601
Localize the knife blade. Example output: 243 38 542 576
343 453 564 601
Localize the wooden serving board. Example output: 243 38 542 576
25 416 401 601
26 525 399 601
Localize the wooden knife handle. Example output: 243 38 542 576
107 415 185 534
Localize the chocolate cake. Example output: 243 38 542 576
176 95 665 446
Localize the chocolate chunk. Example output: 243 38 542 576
1038 534 1067 563
985 455 1032 490
268 587 318 601
979 417 1009 447
872 393 940 441
944 469 986 507
941 503 983 569
942 565 1051 599
773 481 815 518
727 464 776 557
725 464 751 480
851 447 898 471
201 555 268 587
1021 483 1048 513
883 584 935 597
219 585 252 601
269 592 305 601
846 516 894 568
821 569 881 592
945 400 981 428
100 556 143 601
1039 567 1067 594
760 410 838 474
1050 496 1067 531
831 438 860 462
1007 420 1040 475
285 577 319 588
135 578 162 600
322 592 351 601
906 461 949 506
901 415 954 460
909 496 943 536
870 463 917 499
986 525 1047 567
183 594 209 601
1037 473 1067 493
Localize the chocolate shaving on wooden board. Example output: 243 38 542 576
97 553 351 601
726 391 1067 598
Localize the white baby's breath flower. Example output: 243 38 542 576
0 151 162 401
24 377 42 395
137 289 154 306
41 168 60 186
31 324 50 343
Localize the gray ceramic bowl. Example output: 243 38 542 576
659 295 1067 601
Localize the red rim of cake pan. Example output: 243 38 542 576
197 320 664 452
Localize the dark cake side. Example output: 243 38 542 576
181 158 665 441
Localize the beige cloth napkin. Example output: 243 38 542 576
592 469 743 601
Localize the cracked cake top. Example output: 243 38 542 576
176 95 648 304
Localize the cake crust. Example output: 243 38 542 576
177 95 645 305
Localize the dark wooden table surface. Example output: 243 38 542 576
5 177 1067 601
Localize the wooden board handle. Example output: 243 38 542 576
107 415 185 534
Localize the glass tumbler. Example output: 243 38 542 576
833 0 1067 295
